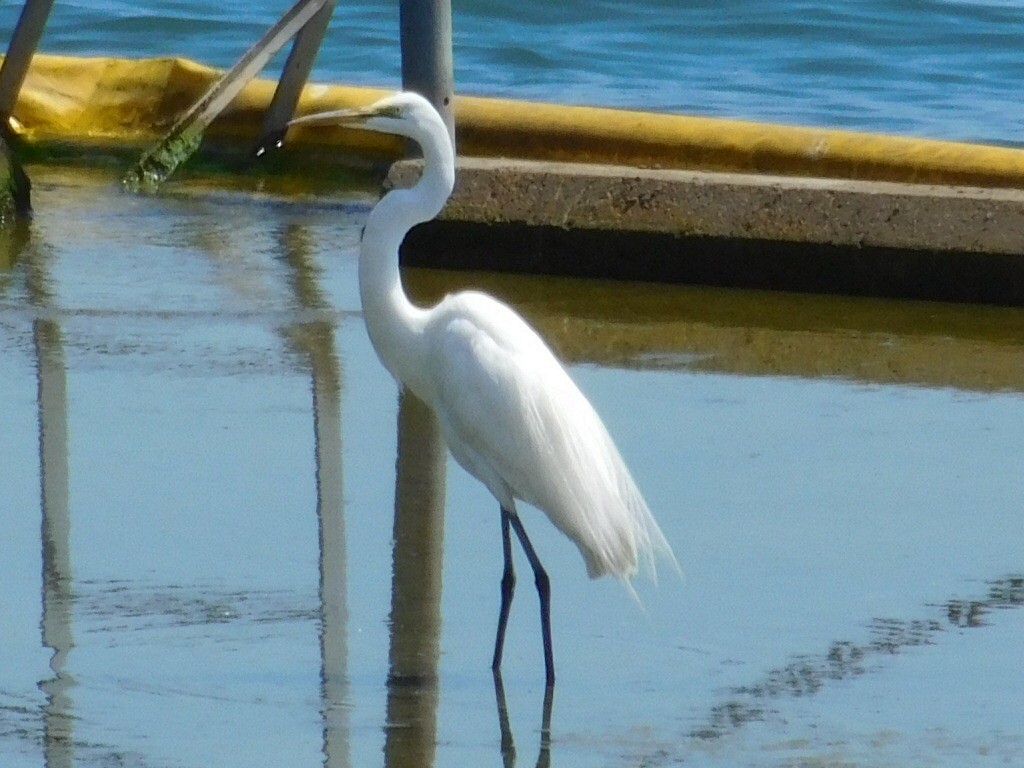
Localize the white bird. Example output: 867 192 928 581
283 91 678 687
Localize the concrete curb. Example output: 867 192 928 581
389 158 1024 305
390 158 1024 254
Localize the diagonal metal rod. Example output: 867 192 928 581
0 0 55 211
122 0 329 192
251 0 337 157
0 0 56 122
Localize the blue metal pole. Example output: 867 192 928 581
399 0 455 148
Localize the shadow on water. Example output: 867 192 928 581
690 574 1024 742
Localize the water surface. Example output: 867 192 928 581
1 0 1022 143
1 167 1023 767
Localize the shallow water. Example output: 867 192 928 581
2 0 1023 143
1 167 1023 767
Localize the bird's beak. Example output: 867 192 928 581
286 104 380 130
253 102 396 157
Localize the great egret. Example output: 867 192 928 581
282 92 678 687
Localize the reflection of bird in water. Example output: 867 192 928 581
282 91 678 687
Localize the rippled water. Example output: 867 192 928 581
1 167 1023 767
2 0 1022 143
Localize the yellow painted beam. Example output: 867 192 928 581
7 53 1024 188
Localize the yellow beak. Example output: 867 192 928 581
287 104 379 129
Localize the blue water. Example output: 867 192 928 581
3 4 1024 765
2 165 1024 768
2 0 1022 144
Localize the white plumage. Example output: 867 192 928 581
287 91 678 684
427 290 670 581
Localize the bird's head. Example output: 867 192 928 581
254 90 454 203
277 91 447 145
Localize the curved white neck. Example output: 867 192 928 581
359 122 455 398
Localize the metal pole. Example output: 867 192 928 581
0 0 56 121
123 0 329 191
252 0 337 156
398 0 455 148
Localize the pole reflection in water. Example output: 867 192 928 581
311 334 348 768
384 392 447 768
0 217 29 274
28 244 75 768
277 223 349 768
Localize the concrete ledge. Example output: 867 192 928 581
389 158 1024 305
389 157 1024 254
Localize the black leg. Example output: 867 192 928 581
493 506 517 673
508 511 555 688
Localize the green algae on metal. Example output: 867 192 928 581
121 128 204 194
121 0 331 194
0 132 30 220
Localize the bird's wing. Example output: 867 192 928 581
427 292 675 581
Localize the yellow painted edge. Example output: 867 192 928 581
8 53 1024 187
